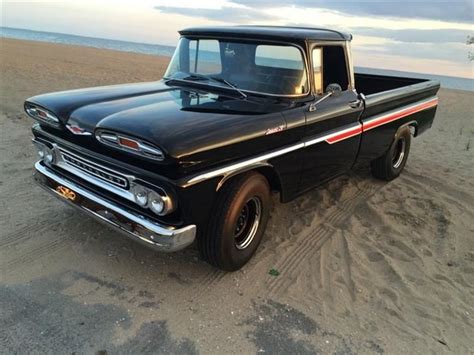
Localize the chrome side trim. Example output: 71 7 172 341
34 161 195 252
183 143 305 187
183 121 364 187
362 96 438 132
182 96 438 188
304 123 361 147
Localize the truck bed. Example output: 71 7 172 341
354 72 440 166
354 72 440 120
355 73 429 96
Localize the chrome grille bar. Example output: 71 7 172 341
44 144 138 203
59 149 128 188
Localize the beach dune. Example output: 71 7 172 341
1 38 473 354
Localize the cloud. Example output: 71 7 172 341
232 0 474 24
154 5 276 23
355 41 470 63
153 0 474 77
352 28 472 43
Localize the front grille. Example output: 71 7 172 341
59 149 128 189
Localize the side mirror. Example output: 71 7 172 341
308 83 343 112
325 83 342 96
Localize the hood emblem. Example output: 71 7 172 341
265 125 285 135
67 124 92 136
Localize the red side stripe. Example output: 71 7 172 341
326 125 362 144
309 97 438 146
362 98 438 132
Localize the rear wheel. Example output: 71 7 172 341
199 172 271 271
371 126 411 181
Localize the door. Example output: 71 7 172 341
299 44 364 192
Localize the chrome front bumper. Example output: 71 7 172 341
34 161 196 252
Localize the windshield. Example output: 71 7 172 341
164 38 309 96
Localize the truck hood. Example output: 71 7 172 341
27 81 291 159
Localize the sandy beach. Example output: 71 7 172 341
1 38 473 354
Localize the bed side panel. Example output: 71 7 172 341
355 80 440 166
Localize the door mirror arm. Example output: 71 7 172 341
308 91 334 112
308 83 344 112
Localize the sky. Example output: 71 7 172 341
2 0 473 78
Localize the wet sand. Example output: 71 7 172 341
1 38 473 353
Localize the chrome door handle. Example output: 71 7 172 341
349 99 362 109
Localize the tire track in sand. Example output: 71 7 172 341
1 235 70 272
270 178 369 275
195 269 227 297
0 218 70 249
0 216 74 272
267 177 382 296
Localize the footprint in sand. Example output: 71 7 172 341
367 251 385 262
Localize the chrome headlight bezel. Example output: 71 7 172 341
32 139 56 165
131 182 175 216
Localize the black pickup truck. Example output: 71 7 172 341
28 26 440 271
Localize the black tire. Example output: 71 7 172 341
371 126 411 181
199 172 271 271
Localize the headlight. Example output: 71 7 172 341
44 146 55 164
33 140 46 159
149 191 165 215
132 185 149 207
131 183 174 216
33 140 55 164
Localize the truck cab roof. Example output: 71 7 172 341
179 25 352 42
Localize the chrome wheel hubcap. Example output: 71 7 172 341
234 197 262 250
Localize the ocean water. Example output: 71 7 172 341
1 27 175 57
2 27 473 92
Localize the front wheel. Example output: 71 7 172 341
371 126 412 181
199 172 271 271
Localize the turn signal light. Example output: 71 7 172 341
119 137 140 150
25 103 60 128
95 130 164 161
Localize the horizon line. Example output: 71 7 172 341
1 26 473 81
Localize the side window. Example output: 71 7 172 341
189 39 222 75
255 45 304 70
254 45 308 95
321 46 349 91
312 48 323 95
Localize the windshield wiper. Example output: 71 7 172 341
209 76 247 99
178 74 247 99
